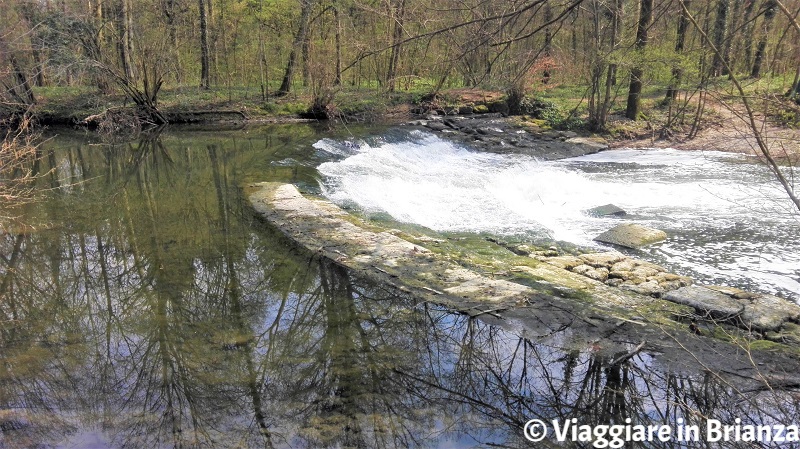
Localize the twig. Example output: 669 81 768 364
609 340 647 367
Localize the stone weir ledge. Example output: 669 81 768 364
248 182 800 385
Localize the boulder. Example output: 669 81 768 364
593 223 667 249
586 204 627 217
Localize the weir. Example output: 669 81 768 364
248 180 800 386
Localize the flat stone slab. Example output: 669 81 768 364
664 286 745 319
594 223 667 249
664 285 800 331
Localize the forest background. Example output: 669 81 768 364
0 0 798 128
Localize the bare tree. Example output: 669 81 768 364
679 0 800 213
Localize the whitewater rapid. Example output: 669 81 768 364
314 130 800 300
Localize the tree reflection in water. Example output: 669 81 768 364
1 130 798 448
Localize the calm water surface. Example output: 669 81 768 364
1 126 798 448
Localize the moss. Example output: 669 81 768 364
747 339 784 352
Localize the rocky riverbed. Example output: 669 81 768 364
405 113 609 159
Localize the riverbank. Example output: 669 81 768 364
19 85 798 163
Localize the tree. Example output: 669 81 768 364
679 0 800 214
752 0 778 78
625 0 653 120
709 0 729 77
277 0 315 96
665 0 691 103
198 0 211 89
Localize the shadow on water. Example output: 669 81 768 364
1 127 799 448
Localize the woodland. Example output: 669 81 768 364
1 0 800 210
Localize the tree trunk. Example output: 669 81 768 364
278 0 314 96
625 0 653 120
722 0 743 76
333 4 342 86
162 0 182 84
198 0 211 89
10 55 36 105
386 0 407 92
666 0 691 102
542 1 553 83
789 64 800 100
741 0 757 72
599 0 622 126
752 0 778 78
119 0 135 81
710 0 729 77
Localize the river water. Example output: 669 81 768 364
316 129 800 301
1 125 798 448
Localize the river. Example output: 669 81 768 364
1 125 798 448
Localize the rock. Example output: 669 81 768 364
632 265 662 278
621 280 664 297
586 204 627 217
609 271 645 283
707 285 757 300
741 293 800 331
605 278 625 287
666 286 800 332
580 251 627 268
425 121 447 131
564 137 608 150
572 264 609 282
766 323 800 345
487 101 509 114
664 286 743 320
458 106 474 115
649 272 680 283
593 224 667 249
658 280 685 291
610 260 637 272
544 255 584 270
473 104 490 114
